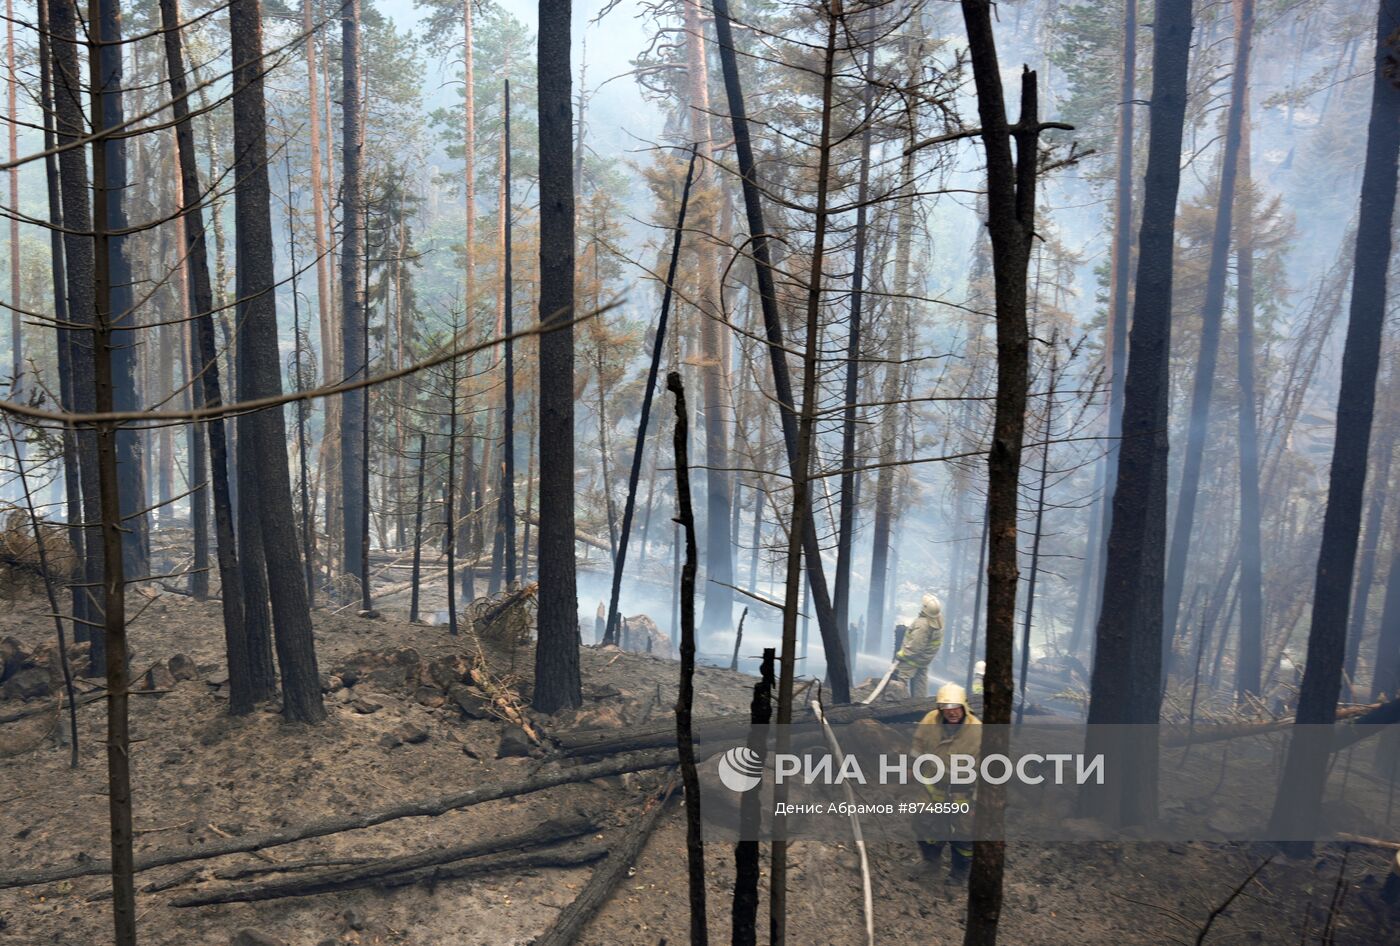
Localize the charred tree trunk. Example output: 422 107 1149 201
1089 0 1138 643
6 0 17 417
496 80 518 589
341 0 368 598
833 36 876 667
604 147 698 646
1161 0 1253 672
1082 0 1192 828
667 371 708 946
711 0 850 704
51 0 103 650
37 0 83 619
409 434 427 624
159 0 251 710
230 0 324 723
769 9 843 936
959 0 1045 935
1268 0 1400 850
94 0 146 579
964 506 990 690
176 183 210 599
1234 37 1264 700
732 645 774 946
865 32 919 658
85 0 136 934
446 375 459 637
534 0 581 714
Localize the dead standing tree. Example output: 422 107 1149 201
711 0 852 706
957 0 1066 937
667 370 708 946
603 146 698 645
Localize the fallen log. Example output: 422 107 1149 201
172 815 598 906
176 845 606 907
0 746 679 891
1336 832 1400 852
1162 699 1394 748
375 843 604 891
531 775 678 946
554 696 944 758
213 856 371 881
0 691 99 724
520 513 611 554
1330 697 1400 753
0 687 168 725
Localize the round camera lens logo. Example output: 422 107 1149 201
717 746 764 793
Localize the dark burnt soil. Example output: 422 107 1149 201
0 585 1394 946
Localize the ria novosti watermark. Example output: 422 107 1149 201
719 746 1104 792
691 722 1399 843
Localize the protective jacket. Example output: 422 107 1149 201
911 684 980 857
893 594 944 698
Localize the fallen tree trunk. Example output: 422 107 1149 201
172 815 597 906
1163 699 1395 748
1337 832 1400 851
531 775 678 946
2 700 948 892
521 514 611 554
555 696 944 757
0 746 679 890
177 846 605 907
1329 696 1400 753
0 686 166 725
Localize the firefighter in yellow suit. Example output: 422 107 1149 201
911 682 981 883
891 593 944 699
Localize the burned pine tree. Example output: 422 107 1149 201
93 0 147 581
1160 0 1254 673
603 146 698 646
956 0 1067 936
1267 0 1400 850
1082 0 1194 828
85 0 137 934
1233 0 1264 701
341 0 370 602
49 0 103 657
230 0 324 723
159 0 251 713
534 0 582 714
711 0 851 704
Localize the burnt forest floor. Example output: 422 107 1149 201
0 561 1395 946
